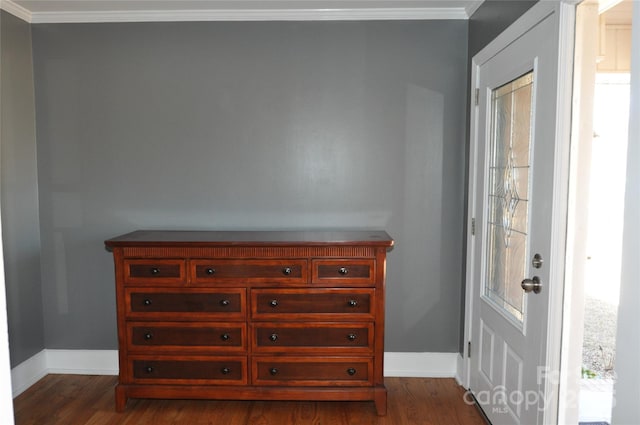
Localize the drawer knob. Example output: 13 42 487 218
221 333 230 341
150 267 160 275
282 267 292 276
339 267 349 275
269 333 278 342
144 332 153 341
269 300 278 308
347 333 357 341
145 366 154 374
220 299 230 306
143 298 152 306
269 368 278 376
221 367 231 375
347 368 356 376
206 268 216 275
348 299 358 307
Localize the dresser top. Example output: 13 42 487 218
105 230 393 249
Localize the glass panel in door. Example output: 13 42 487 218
484 71 534 323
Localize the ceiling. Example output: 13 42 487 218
600 0 633 25
1 0 484 23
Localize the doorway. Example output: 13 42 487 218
578 1 632 423
464 1 637 424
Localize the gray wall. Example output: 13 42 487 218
1 10 44 367
31 20 469 353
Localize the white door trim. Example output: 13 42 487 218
0 221 15 423
462 2 576 424
543 4 577 423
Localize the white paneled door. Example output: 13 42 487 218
467 3 572 425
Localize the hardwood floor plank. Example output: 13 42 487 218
14 375 487 425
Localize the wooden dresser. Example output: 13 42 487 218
105 230 394 415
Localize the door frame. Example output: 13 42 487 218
462 1 578 423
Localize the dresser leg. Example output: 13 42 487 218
374 387 388 416
115 385 127 412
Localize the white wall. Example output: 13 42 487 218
611 3 640 424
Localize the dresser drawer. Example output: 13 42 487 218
252 323 373 354
251 289 375 320
312 259 375 286
191 259 307 284
127 322 247 353
252 357 373 386
130 356 247 385
124 259 186 285
125 288 246 321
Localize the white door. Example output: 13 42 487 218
467 3 572 425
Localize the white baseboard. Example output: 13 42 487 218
12 350 462 397
11 349 118 397
455 353 465 386
10 350 47 397
384 352 460 378
45 349 118 375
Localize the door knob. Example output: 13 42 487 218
521 276 542 294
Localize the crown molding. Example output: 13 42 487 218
464 0 483 18
29 8 469 23
0 1 473 24
0 0 32 22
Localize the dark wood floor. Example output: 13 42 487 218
14 375 487 425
